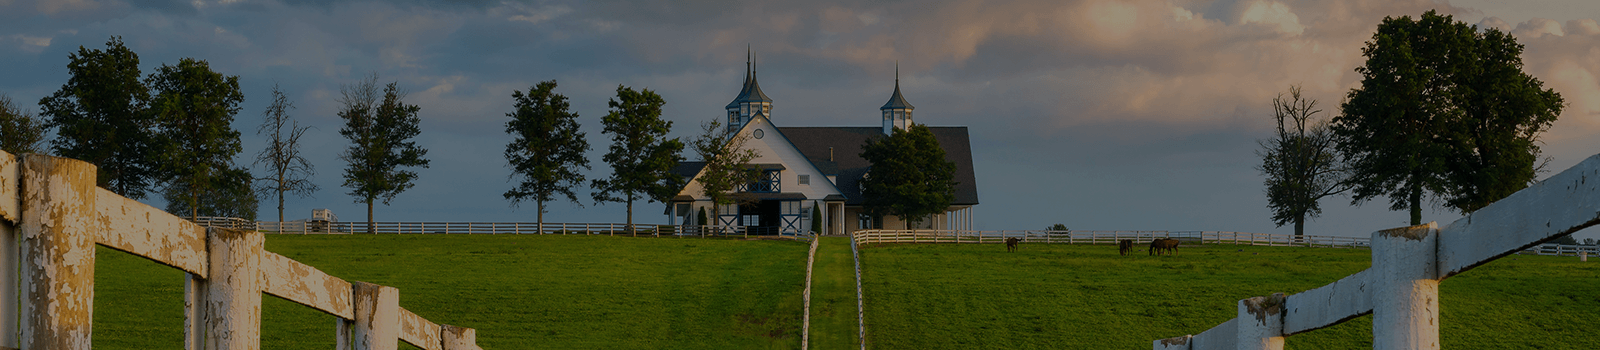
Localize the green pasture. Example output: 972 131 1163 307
860 242 1600 349
93 234 810 349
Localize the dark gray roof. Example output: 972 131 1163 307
672 161 707 181
777 126 978 206
725 71 773 109
881 81 914 110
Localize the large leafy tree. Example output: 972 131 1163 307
1335 11 1562 225
1439 27 1563 213
503 80 591 229
591 85 685 235
338 75 430 232
148 58 247 220
253 84 319 223
1258 86 1346 236
38 36 162 199
691 119 759 227
164 167 259 221
0 94 48 155
859 124 957 230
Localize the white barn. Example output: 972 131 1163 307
668 57 979 235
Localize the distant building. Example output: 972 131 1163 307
668 55 978 234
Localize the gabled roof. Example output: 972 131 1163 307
778 126 978 206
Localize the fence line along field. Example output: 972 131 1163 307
95 234 811 350
855 242 1600 349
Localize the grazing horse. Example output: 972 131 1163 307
1118 239 1134 256
1005 237 1020 252
1149 238 1181 256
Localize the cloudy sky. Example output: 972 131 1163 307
2 0 1598 239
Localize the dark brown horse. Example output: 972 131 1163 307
1118 239 1134 256
1005 237 1020 252
1149 238 1180 256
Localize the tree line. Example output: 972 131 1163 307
1258 10 1566 236
1 36 957 229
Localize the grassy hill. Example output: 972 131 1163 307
90 234 1600 349
860 242 1600 349
93 234 810 349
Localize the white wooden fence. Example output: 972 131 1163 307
196 218 817 241
851 230 1373 248
1152 153 1600 350
0 152 483 350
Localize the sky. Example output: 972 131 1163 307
1 0 1598 240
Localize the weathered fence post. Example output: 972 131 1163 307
1372 223 1440 350
204 227 265 349
1237 293 1285 349
352 281 401 350
442 325 482 350
18 155 97 350
0 151 20 350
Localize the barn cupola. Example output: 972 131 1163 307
726 48 773 133
881 64 914 135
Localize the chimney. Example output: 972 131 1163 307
829 147 834 161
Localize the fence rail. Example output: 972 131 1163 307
194 218 818 242
851 230 1373 248
1151 152 1600 350
0 152 483 350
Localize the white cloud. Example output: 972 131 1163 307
1238 0 1305 35
9 34 51 53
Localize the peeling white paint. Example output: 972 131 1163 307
261 252 354 319
352 282 400 350
1236 294 1285 350
18 155 96 350
204 228 264 350
441 325 482 350
399 307 442 350
0 150 18 223
1372 223 1440 350
94 188 208 277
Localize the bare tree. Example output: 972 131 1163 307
1258 85 1346 236
253 84 318 224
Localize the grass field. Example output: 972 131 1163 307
94 234 811 349
860 242 1600 349
809 237 862 349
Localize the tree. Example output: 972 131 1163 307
810 201 823 234
591 85 685 235
1439 27 1564 213
253 84 319 223
1335 10 1562 224
1047 224 1068 231
338 75 430 232
1258 86 1347 236
38 36 161 199
859 124 957 230
0 94 48 155
164 166 259 221
147 58 246 220
503 80 591 229
691 119 759 229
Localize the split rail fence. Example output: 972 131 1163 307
1150 153 1600 350
0 151 483 350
